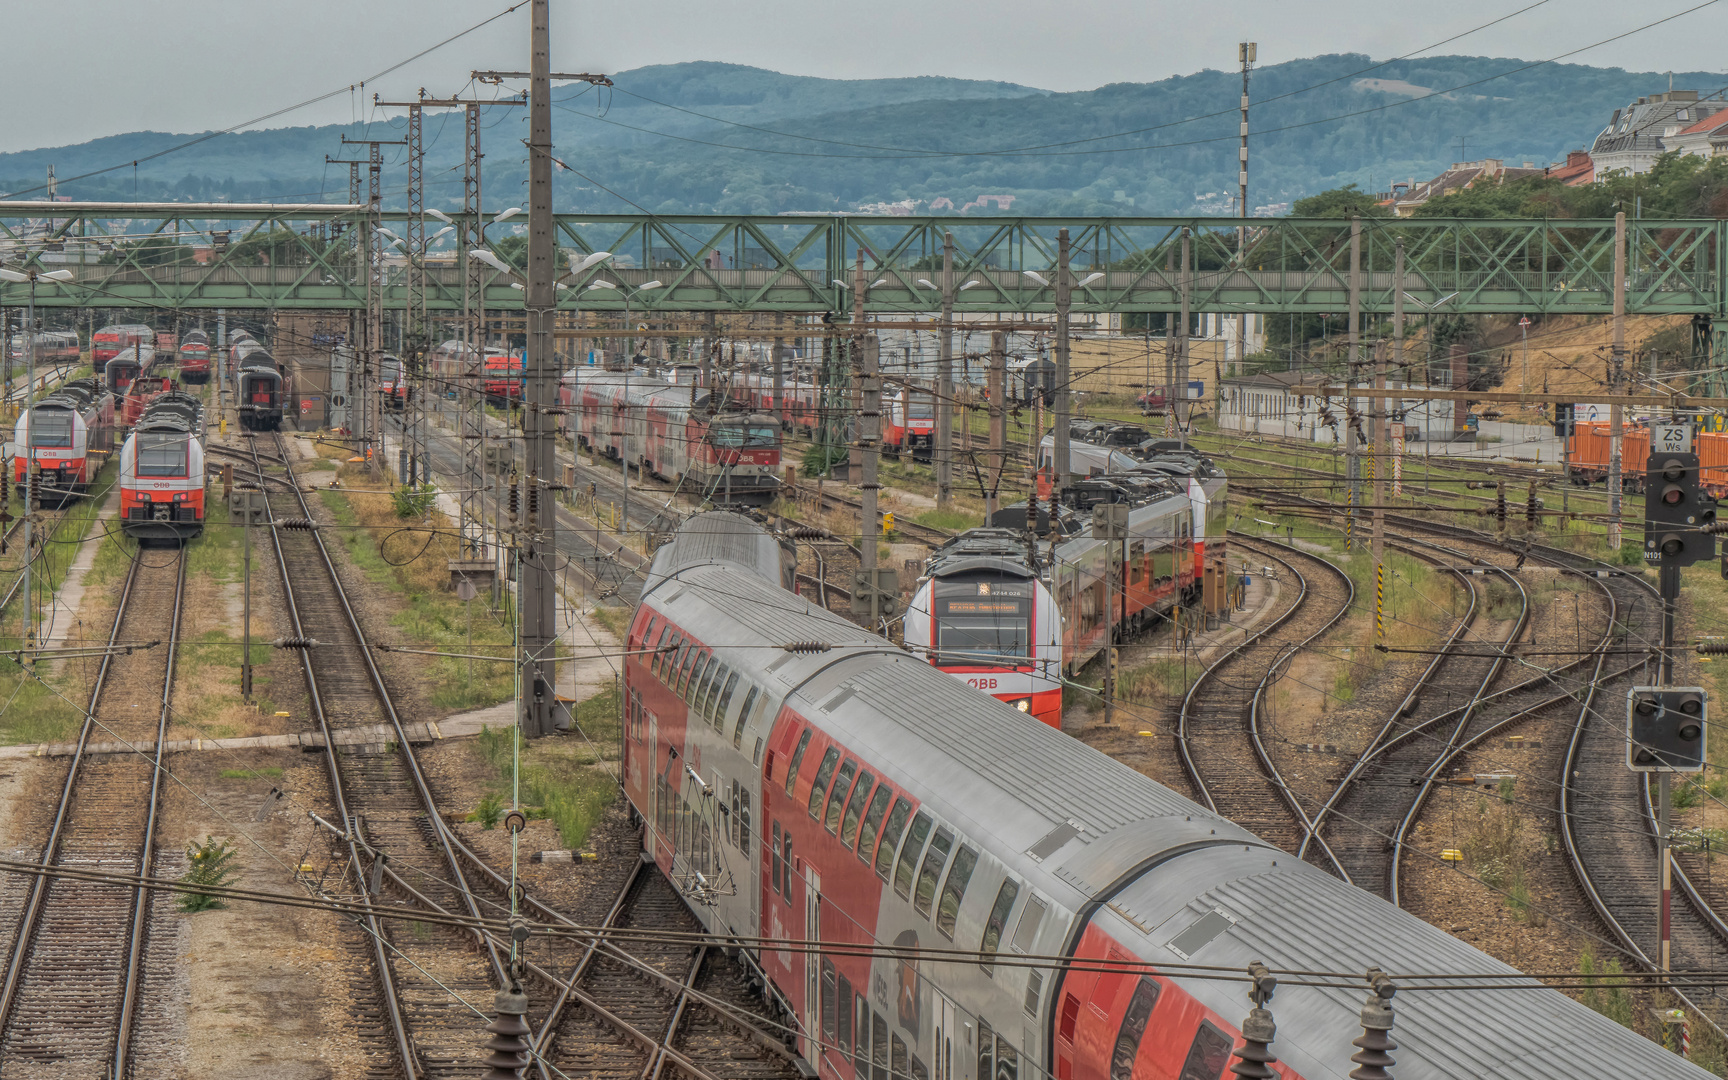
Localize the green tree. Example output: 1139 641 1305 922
1290 184 1392 219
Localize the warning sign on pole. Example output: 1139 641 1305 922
1390 421 1405 496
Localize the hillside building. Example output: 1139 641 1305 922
1591 89 1728 174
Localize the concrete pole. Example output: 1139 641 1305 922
1177 228 1191 450
1609 211 1626 551
1053 229 1073 489
517 0 559 737
20 279 33 651
987 330 1006 516
937 231 955 509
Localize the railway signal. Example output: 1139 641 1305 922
1642 450 1716 567
1627 686 1707 772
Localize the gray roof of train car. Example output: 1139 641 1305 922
1098 846 1710 1079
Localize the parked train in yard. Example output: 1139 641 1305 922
177 329 211 383
6 329 80 367
564 366 783 504
906 433 1224 727
231 333 286 431
92 323 153 367
11 377 115 504
624 509 1705 1080
119 390 206 542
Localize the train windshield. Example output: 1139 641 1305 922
907 395 935 421
136 432 189 477
712 423 778 448
933 579 1031 660
27 412 73 448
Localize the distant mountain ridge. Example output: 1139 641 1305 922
0 56 1715 214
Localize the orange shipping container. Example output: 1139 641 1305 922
1695 429 1728 496
1566 421 1649 489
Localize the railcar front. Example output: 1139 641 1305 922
119 407 206 542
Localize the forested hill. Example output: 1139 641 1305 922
0 56 1716 214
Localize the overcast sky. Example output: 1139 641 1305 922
3 0 1723 154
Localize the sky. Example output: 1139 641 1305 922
3 0 1724 154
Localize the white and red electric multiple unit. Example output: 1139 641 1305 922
119 391 206 543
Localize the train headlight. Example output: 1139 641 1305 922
1013 698 1032 712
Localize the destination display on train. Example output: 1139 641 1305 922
943 600 1025 613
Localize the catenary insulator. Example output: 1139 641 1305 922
1347 970 1397 1080
780 641 833 654
275 518 315 530
481 984 533 1078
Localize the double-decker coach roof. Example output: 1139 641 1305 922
643 521 1258 912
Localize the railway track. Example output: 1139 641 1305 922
1176 532 1353 869
255 432 807 1078
1296 534 1534 899
0 545 186 1079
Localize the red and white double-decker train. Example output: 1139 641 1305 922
119 390 206 543
11 377 116 505
563 367 782 504
622 510 1700 1080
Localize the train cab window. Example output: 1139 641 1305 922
1110 978 1163 1080
894 811 933 898
733 685 759 749
136 432 189 477
806 748 841 818
823 760 859 834
771 821 783 895
713 671 740 731
784 730 812 796
979 878 1020 971
857 786 893 862
1176 1021 1232 1080
914 828 956 918
27 412 72 448
875 799 912 881
840 771 874 847
935 845 977 939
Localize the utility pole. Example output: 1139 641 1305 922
1177 228 1192 450
463 101 486 558
937 231 955 509
1609 210 1626 551
337 135 404 472
1346 217 1362 550
1237 41 1256 378
987 330 1006 516
406 102 424 483
1053 228 1073 488
853 251 891 628
521 0 560 738
1393 238 1405 501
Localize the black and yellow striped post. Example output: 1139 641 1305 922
1376 559 1385 646
1345 484 1354 552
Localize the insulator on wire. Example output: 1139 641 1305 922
481 985 532 1079
272 636 319 649
1347 970 1398 1080
275 518 315 530
787 527 826 540
780 641 833 654
1228 961 1279 1080
507 476 519 522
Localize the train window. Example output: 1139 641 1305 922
739 791 751 862
914 828 956 918
855 1001 871 1073
636 615 656 651
137 432 189 477
995 1034 1018 1080
651 627 671 675
1023 970 1043 1016
935 845 978 939
872 1012 889 1080
771 821 783 895
892 1035 909 1080
753 737 764 766
657 634 680 681
675 646 699 697
729 780 741 847
806 748 841 819
733 685 759 749
857 786 893 863
712 669 739 729
979 878 1020 971
1109 979 1163 1080
781 834 794 902
837 974 854 1058
822 960 838 1043
784 729 812 796
1176 1022 1232 1080
696 659 724 716
840 771 874 848
875 799 912 881
911 1056 928 1080
823 760 859 834
978 1018 994 1080
893 811 932 898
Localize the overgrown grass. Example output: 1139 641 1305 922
472 684 622 848
317 476 516 713
1579 947 1635 1029
915 507 985 532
